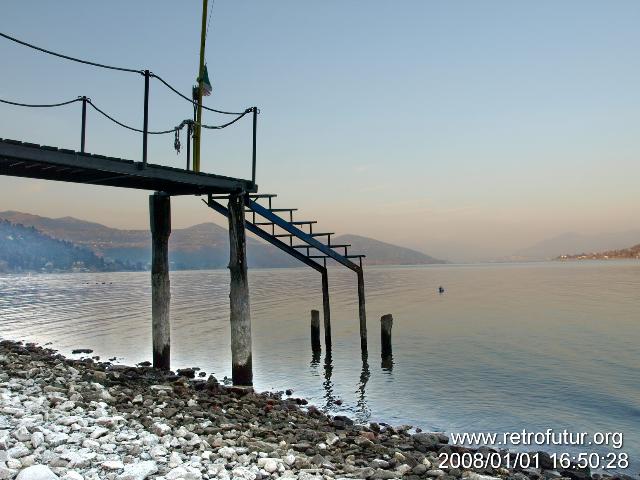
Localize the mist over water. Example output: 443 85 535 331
1 262 638 472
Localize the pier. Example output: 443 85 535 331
0 27 369 386
0 136 369 385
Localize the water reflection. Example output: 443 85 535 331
355 351 371 421
381 352 394 372
310 349 321 368
322 349 338 410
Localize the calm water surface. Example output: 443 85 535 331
0 262 638 472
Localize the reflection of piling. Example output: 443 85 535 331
311 310 321 352
311 348 321 367
356 351 371 421
323 350 336 409
381 314 393 357
381 353 394 372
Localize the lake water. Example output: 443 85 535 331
0 262 638 473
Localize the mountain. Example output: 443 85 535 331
0 211 446 269
514 230 640 260
333 234 447 265
0 220 138 273
557 243 640 261
0 211 297 270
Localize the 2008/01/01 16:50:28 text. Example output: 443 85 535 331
438 452 629 470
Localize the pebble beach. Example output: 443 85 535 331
0 340 632 480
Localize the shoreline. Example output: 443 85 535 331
0 339 632 480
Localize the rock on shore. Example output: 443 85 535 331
0 340 628 480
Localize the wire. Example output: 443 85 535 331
1 31 254 115
150 73 247 115
0 97 82 108
205 0 215 44
0 31 142 74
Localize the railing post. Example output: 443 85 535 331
251 107 257 185
80 96 87 153
142 69 150 165
186 122 192 171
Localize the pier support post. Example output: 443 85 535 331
357 268 367 352
321 270 331 350
311 309 321 352
228 193 253 386
149 192 171 371
381 314 393 357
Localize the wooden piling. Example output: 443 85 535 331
321 270 331 349
311 309 321 352
228 193 253 386
149 193 171 371
357 269 367 352
381 313 393 357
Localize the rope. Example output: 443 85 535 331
150 73 246 115
0 31 142 74
86 100 176 135
200 110 249 129
1 95 250 133
0 97 82 108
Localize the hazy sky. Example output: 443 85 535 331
1 1 639 261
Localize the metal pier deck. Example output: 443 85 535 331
0 138 256 195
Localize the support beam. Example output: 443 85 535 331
381 313 393 357
357 268 367 352
149 193 171 370
311 310 321 352
321 270 331 350
228 192 253 386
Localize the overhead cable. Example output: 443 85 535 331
0 31 141 74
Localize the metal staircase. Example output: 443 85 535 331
205 193 368 351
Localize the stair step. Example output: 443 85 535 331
310 232 333 237
211 194 277 200
292 244 351 249
245 208 297 213
269 232 333 239
252 220 317 226
308 254 365 259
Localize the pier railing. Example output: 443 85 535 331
0 31 259 185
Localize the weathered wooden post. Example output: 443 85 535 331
311 309 321 352
228 192 253 386
321 270 331 349
381 313 393 357
357 269 367 352
149 192 171 370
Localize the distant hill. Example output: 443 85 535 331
0 220 138 273
0 211 445 270
0 211 297 270
557 243 640 261
333 234 446 265
514 230 640 260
